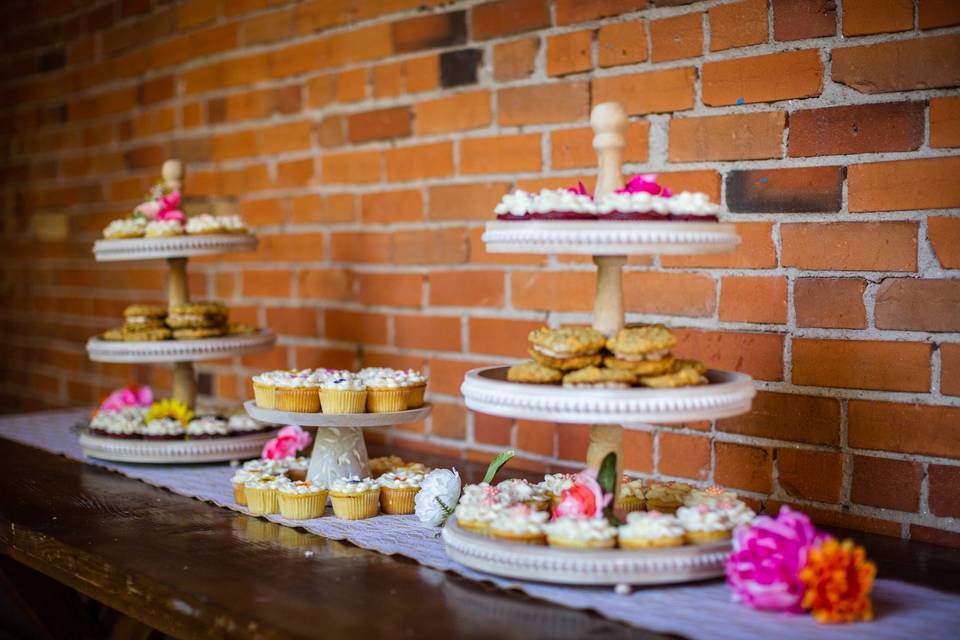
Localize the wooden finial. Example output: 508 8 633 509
162 159 183 192
591 102 627 199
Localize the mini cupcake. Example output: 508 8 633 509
489 504 549 545
143 417 185 440
241 458 288 475
455 483 512 534
618 511 685 548
186 415 229 439
184 213 224 235
227 413 267 434
231 468 256 505
616 476 646 514
369 455 405 477
274 371 322 413
364 375 407 413
319 376 367 414
538 473 576 507
281 456 310 482
644 480 693 514
394 462 431 475
251 371 281 409
144 219 184 237
244 474 289 515
398 369 428 408
329 476 380 520
676 500 755 544
377 470 424 515
544 517 618 549
277 480 328 519
684 485 739 507
498 478 551 512
217 215 248 234
103 217 146 239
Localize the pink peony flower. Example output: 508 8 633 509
155 191 185 221
552 467 611 519
99 384 153 413
725 506 829 613
618 174 672 198
261 425 312 460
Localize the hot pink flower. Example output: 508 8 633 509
566 181 589 196
98 384 153 413
725 506 829 613
552 467 611 519
618 174 672 198
261 425 312 460
155 191 185 222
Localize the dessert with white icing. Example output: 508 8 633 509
277 480 328 519
544 517 618 549
489 504 550 545
618 511 686 548
378 470 424 515
676 500 755 544
184 214 224 235
329 476 380 520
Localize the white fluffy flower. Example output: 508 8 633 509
415 468 461 527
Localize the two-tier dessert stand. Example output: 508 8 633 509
446 102 756 586
81 160 277 463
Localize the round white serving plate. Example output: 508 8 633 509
442 520 730 586
482 220 739 255
461 366 754 425
243 400 432 428
93 233 258 261
78 429 275 464
86 330 275 363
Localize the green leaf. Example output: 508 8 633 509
603 506 622 527
597 451 618 495
482 449 516 484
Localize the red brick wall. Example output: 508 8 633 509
2 0 959 545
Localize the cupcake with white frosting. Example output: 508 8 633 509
274 369 322 413
676 500 755 544
489 504 549 545
377 470 424 515
364 374 407 413
544 517 618 549
616 476 646 514
397 369 428 408
329 476 380 520
143 416 185 440
251 370 283 409
144 219 184 237
684 485 739 508
277 480 328 519
320 375 367 414
244 474 290 515
455 483 511 534
217 215 247 234
103 217 147 239
618 511 685 548
498 478 551 512
538 473 576 507
184 213 224 235
232 464 287 506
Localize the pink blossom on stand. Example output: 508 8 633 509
261 425 312 460
618 174 672 197
98 384 153 413
551 467 611 519
566 181 589 196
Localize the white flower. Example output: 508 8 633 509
415 468 461 527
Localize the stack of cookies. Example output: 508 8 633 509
507 324 708 389
117 305 170 341
166 301 227 339
102 302 256 342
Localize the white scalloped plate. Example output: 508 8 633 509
443 520 730 585
86 331 275 363
78 429 276 464
482 220 739 255
93 233 258 261
243 401 432 428
461 366 754 425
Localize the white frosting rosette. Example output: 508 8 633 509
490 504 549 534
379 470 424 489
184 213 224 234
618 511 685 540
103 218 147 237
543 517 618 543
676 501 755 532
329 476 378 493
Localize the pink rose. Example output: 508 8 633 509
156 191 185 222
261 425 312 460
725 506 828 613
618 174 672 197
134 200 161 219
552 468 611 519
99 384 153 413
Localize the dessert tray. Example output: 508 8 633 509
86 331 275 363
93 233 257 261
77 428 276 464
442 520 730 586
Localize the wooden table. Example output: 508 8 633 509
1 437 958 640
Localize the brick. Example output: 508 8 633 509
472 0 549 40
622 430 654 474
929 217 960 269
430 270 504 307
429 182 510 220
777 448 843 503
547 29 593 76
672 328 784 381
623 272 716 318
474 413 512 446
327 23 392 66
360 189 422 224
843 0 912 36
347 106 411 143
851 455 922 512
468 317 543 357
259 120 312 154
793 339 931 392
243 7 294 44
177 0 216 29
875 279 960 333
727 167 842 213
551 122 648 169
461 133 541 175
325 310 389 345
921 0 960 28
414 91 491 135
242 270 291 298
659 432 709 480
139 75 174 105
210 129 257 161
930 97 960 148
321 150 380 184
709 0 767 51
718 391 840 446
516 420 554 456
317 115 346 148
795 278 866 329
716 442 773 493
259 233 327 262
336 68 367 102
265 307 318 337
296 268 352 301
781 222 917 272
702 50 822 105
429 357 488 396
669 112 785 162
593 68 695 115
598 20 648 68
306 74 335 108
384 142 453 181
511 271 594 312
556 0 647 25
833 35 960 93
929 465 960 517
392 11 465 53
276 158 313 188
498 81 589 125
393 228 468 265
769 501 901 537
719 276 787 324
404 54 439 93
772 0 836 41
910 525 960 549
439 48 482 88
941 344 960 396
395 315 461 351
850 157 960 213
664 222 776 269
493 37 538 82
372 62 402 98
355 273 423 307
789 102 924 157
650 13 702 63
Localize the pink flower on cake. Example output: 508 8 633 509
618 174 672 197
97 384 153 413
552 468 612 520
566 181 589 196
261 425 312 460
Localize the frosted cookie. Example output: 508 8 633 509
507 360 564 384
562 366 636 389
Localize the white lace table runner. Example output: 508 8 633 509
2 409 958 639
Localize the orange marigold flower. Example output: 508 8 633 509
800 538 876 624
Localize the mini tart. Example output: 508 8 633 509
528 349 603 371
328 477 380 520
544 517 618 549
528 326 607 358
603 354 676 376
378 471 424 515
454 503 503 535
645 481 693 514
606 325 677 358
685 485 739 507
618 511 685 549
562 366 636 389
489 506 549 545
184 214 225 235
277 481 328 519
244 475 288 515
507 360 564 384
638 359 708 389
144 220 184 237
103 218 147 239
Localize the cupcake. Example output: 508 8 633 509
184 213 224 235
251 371 282 409
368 455 405 477
232 459 288 506
676 500 755 544
616 476 646 514
319 376 367 414
274 371 322 413
244 475 289 515
455 483 512 534
539 473 576 507
544 517 618 549
329 476 380 520
144 219 184 237
364 375 407 413
394 462 430 475
231 468 256 505
281 456 310 482
489 504 549 545
684 485 739 507
217 215 248 234
618 511 685 549
277 480 328 519
377 470 424 515
644 480 693 514
103 217 146 239
143 417 185 440
398 369 427 408
498 478 551 512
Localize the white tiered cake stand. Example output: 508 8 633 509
80 159 277 464
446 102 756 586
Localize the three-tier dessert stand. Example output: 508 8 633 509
445 102 756 586
80 159 277 463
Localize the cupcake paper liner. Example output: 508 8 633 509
245 486 279 515
252 382 276 409
233 482 247 506
380 486 420 515
278 491 329 520
320 389 368 414
366 388 407 413
330 489 380 520
276 387 321 413
405 383 427 409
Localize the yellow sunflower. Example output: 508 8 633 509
145 399 193 426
